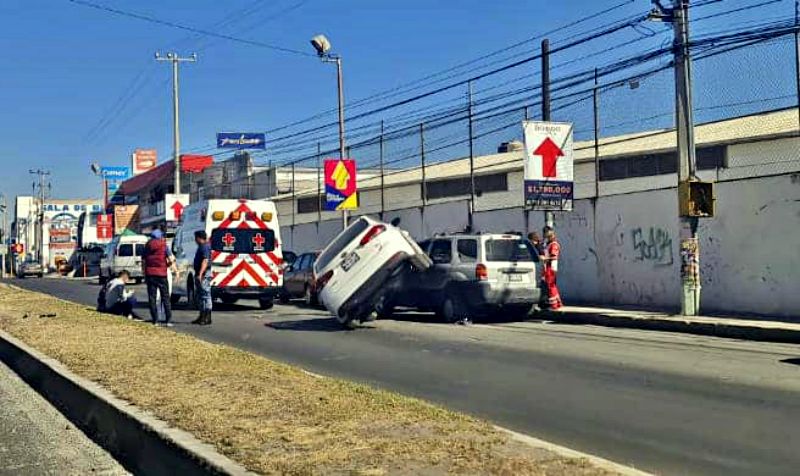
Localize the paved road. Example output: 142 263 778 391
0 360 128 476
8 277 800 475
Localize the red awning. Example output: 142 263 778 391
119 161 175 196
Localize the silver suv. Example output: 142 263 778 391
379 233 540 322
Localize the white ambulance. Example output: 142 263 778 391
172 199 284 310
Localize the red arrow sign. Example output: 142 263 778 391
534 137 564 178
170 201 185 222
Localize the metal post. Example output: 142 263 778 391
0 195 6 279
541 39 554 229
672 0 700 315
379 120 386 220
420 123 427 206
156 52 197 195
593 68 601 199
795 0 800 130
335 57 348 228
291 163 296 228
467 81 476 231
317 142 322 223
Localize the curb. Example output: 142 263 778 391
546 311 800 344
495 426 652 476
0 329 255 476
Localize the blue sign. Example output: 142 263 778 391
107 181 120 194
101 166 131 180
217 132 266 149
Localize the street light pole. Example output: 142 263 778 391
311 35 348 228
156 52 197 195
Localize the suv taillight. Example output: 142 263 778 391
359 224 386 246
475 263 488 281
315 269 334 292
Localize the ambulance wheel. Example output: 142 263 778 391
259 298 274 310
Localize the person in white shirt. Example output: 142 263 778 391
104 270 138 319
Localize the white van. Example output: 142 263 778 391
172 199 284 309
99 233 149 284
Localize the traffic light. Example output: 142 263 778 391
679 180 715 218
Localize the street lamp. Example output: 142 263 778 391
90 162 108 210
310 34 348 227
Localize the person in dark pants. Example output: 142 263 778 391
102 270 138 318
191 230 213 325
142 229 176 327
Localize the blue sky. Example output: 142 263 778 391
0 0 795 204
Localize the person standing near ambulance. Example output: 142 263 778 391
190 230 213 325
142 229 178 326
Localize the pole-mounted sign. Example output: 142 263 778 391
523 121 574 211
216 132 266 149
324 159 358 211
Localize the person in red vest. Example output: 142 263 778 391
141 229 177 326
541 226 563 311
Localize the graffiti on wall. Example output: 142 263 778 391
631 226 673 266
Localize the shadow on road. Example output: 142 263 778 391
780 358 800 367
265 317 350 332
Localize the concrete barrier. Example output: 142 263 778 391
0 329 254 476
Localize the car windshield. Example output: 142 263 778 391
484 238 533 262
210 228 276 253
315 218 369 271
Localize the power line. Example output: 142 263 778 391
65 0 314 57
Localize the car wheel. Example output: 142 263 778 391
37 273 43 278
186 279 198 310
440 295 464 324
303 285 315 307
374 294 395 319
259 298 274 310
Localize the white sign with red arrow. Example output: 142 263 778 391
522 121 574 211
165 193 189 222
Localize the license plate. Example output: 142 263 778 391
508 274 523 282
342 252 360 271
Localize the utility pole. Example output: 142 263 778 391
29 169 50 267
541 38 555 230
156 52 197 195
379 121 385 221
795 0 800 129
467 81 476 231
651 0 704 315
593 68 601 199
0 194 7 278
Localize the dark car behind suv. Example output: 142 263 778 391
280 251 320 305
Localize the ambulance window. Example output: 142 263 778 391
210 228 275 253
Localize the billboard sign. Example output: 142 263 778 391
523 121 574 211
165 194 189 222
324 159 358 211
113 205 139 235
216 132 266 149
97 214 113 240
132 149 157 175
101 166 131 181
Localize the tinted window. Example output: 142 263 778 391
457 239 478 262
315 218 370 271
485 239 533 262
118 244 134 257
210 228 276 253
298 254 311 271
429 239 452 264
135 244 145 257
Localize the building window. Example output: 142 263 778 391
426 172 508 200
297 195 323 214
599 146 725 181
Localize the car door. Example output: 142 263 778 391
286 254 308 297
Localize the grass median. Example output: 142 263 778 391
0 283 612 475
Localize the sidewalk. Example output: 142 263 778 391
543 305 800 344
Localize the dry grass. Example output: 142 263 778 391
0 284 613 475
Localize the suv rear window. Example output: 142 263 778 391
118 244 134 257
135 244 145 256
210 228 276 254
315 218 369 271
484 238 533 262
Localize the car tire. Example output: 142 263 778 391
303 285 316 307
37 273 43 279
259 298 274 310
375 294 395 319
440 295 465 324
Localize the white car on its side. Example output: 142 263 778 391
313 216 431 328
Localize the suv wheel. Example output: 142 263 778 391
440 295 465 324
375 294 394 319
303 285 317 307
